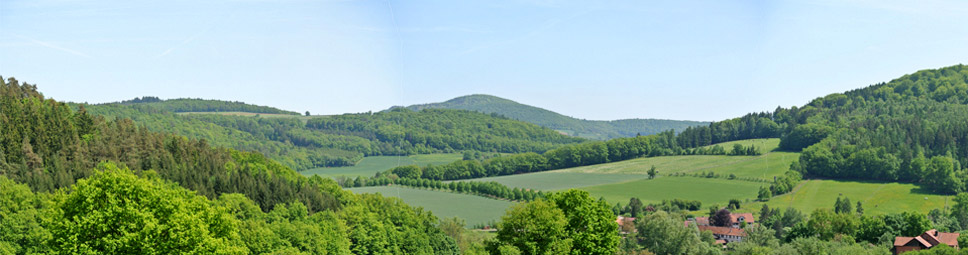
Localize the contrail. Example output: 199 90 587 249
13 34 93 59
154 26 213 59
385 0 403 57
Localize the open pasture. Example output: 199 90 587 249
349 186 514 226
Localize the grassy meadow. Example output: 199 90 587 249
345 138 951 226
581 177 767 207
558 139 795 180
744 179 952 215
447 139 796 211
349 186 514 226
302 154 463 178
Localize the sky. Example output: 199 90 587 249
1 0 967 122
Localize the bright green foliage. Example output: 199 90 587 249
758 186 771 201
545 190 620 255
490 200 571 255
47 163 248 254
400 94 707 140
488 190 619 255
0 176 52 254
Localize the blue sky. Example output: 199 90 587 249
1 0 967 121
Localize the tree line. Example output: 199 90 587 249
116 97 299 114
340 173 547 202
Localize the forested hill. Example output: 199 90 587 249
394 94 708 140
108 96 299 114
0 76 460 254
78 97 585 171
675 64 968 194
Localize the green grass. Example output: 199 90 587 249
702 138 780 153
745 179 952 215
349 186 513 226
449 138 794 210
581 177 767 207
301 154 463 178
558 139 795 180
457 172 649 191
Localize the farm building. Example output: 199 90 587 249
894 229 959 254
690 212 755 229
698 225 746 245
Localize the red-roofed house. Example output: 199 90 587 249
693 217 710 226
894 229 960 254
729 213 755 228
688 213 753 229
698 225 747 244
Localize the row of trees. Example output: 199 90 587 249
341 174 547 202
611 197 704 217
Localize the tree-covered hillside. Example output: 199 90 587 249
78 98 584 171
675 64 968 194
0 77 459 254
114 96 299 114
396 94 707 140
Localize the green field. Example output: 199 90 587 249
454 139 794 209
559 139 795 180
581 177 766 206
302 154 463 178
457 172 649 191
359 138 951 224
349 186 514 226
745 179 952 215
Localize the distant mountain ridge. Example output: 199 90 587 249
110 96 299 115
394 94 708 140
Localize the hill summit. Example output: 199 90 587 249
396 94 707 140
